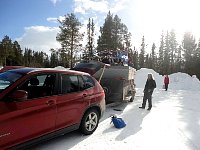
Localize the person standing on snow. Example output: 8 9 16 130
139 73 156 111
164 75 169 91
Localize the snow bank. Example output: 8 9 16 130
135 68 163 89
169 73 200 91
135 68 200 91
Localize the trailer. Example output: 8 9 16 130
73 61 136 103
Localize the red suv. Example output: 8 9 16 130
0 68 105 149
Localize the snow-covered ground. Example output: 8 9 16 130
31 68 200 150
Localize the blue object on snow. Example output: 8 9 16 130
111 117 126 128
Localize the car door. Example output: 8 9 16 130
56 73 88 129
81 75 96 103
0 73 57 149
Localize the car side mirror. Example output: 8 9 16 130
10 90 28 101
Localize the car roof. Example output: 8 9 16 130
0 66 24 73
8 67 90 76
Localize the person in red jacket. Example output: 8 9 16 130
164 75 169 91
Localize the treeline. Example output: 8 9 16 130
0 11 200 79
0 35 49 67
131 31 200 80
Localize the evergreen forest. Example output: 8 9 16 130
1 12 200 79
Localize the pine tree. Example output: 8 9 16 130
158 31 164 75
169 29 178 73
97 11 132 56
23 48 34 67
193 39 200 79
86 18 95 59
112 15 122 50
128 47 134 67
13 41 23 65
139 36 145 68
132 48 139 69
150 43 156 70
123 27 132 51
44 54 50 68
27 49 33 67
57 48 69 67
97 11 113 53
0 35 13 65
50 48 59 67
57 13 83 68
182 32 196 75
175 45 183 72
163 31 170 75
23 48 28 66
195 39 200 60
145 54 149 68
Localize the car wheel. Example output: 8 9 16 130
80 109 100 135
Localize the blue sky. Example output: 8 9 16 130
0 0 72 38
1 0 200 54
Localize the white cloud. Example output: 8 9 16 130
47 16 65 23
74 0 129 14
110 0 129 13
74 0 109 14
16 26 61 55
50 0 61 6
47 17 58 23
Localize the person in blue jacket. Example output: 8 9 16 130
139 73 156 110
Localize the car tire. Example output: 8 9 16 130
80 109 100 135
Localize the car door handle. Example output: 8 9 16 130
46 100 55 105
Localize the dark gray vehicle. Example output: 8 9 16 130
73 61 136 103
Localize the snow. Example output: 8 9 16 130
135 68 200 91
169 73 200 91
54 66 70 70
31 68 200 150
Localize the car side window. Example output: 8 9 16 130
18 74 56 99
82 75 95 89
61 74 79 94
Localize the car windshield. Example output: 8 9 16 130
0 71 23 92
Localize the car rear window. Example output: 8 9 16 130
82 75 95 88
61 74 79 94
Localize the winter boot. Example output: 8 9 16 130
139 107 145 109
